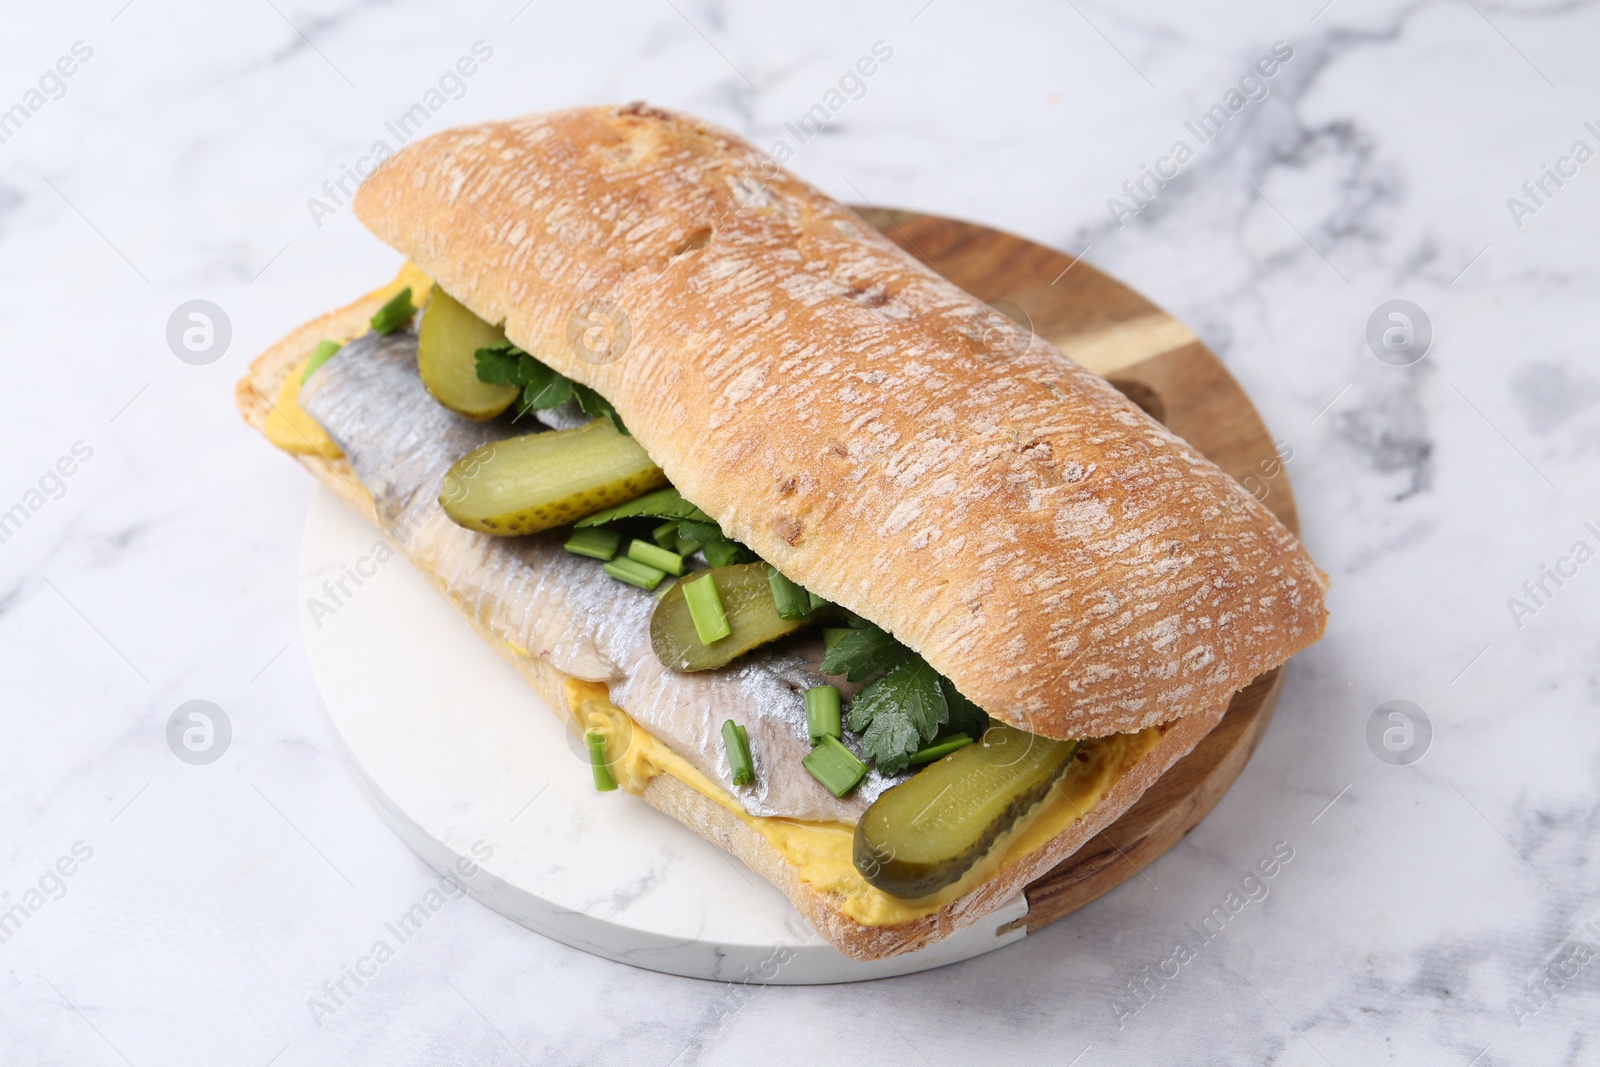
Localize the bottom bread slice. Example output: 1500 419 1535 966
237 271 1233 961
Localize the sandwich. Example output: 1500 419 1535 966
236 103 1327 961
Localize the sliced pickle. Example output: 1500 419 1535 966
651 563 809 671
418 287 519 420
853 724 1080 898
440 420 666 536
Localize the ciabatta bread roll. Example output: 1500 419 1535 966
350 103 1327 739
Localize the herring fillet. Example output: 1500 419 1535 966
298 331 898 821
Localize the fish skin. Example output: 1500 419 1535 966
532 397 590 430
300 331 900 820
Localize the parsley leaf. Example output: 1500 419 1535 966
576 488 711 528
940 678 991 740
861 711 920 776
675 519 723 543
571 382 628 435
473 345 629 434
572 488 754 565
515 362 575 415
474 346 525 385
848 658 947 742
822 619 911 683
691 522 749 565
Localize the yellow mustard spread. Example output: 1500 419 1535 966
566 677 1163 926
264 263 433 457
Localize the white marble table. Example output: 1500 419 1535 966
3 1 1597 1063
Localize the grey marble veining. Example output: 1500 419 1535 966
2 0 1598 1064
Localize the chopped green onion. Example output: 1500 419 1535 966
603 556 667 590
804 685 842 745
564 527 622 561
370 286 417 334
808 589 831 613
683 572 732 644
721 719 754 786
803 735 867 797
651 520 680 549
675 536 704 557
908 733 974 766
586 730 617 791
767 567 812 620
628 539 686 577
653 576 679 601
301 340 342 382
822 627 853 654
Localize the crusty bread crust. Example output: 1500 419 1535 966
349 103 1327 739
235 290 389 521
237 281 1232 962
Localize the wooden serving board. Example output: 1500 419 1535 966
856 208 1297 935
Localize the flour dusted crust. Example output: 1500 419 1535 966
349 104 1327 739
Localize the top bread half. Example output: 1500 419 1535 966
351 103 1327 740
